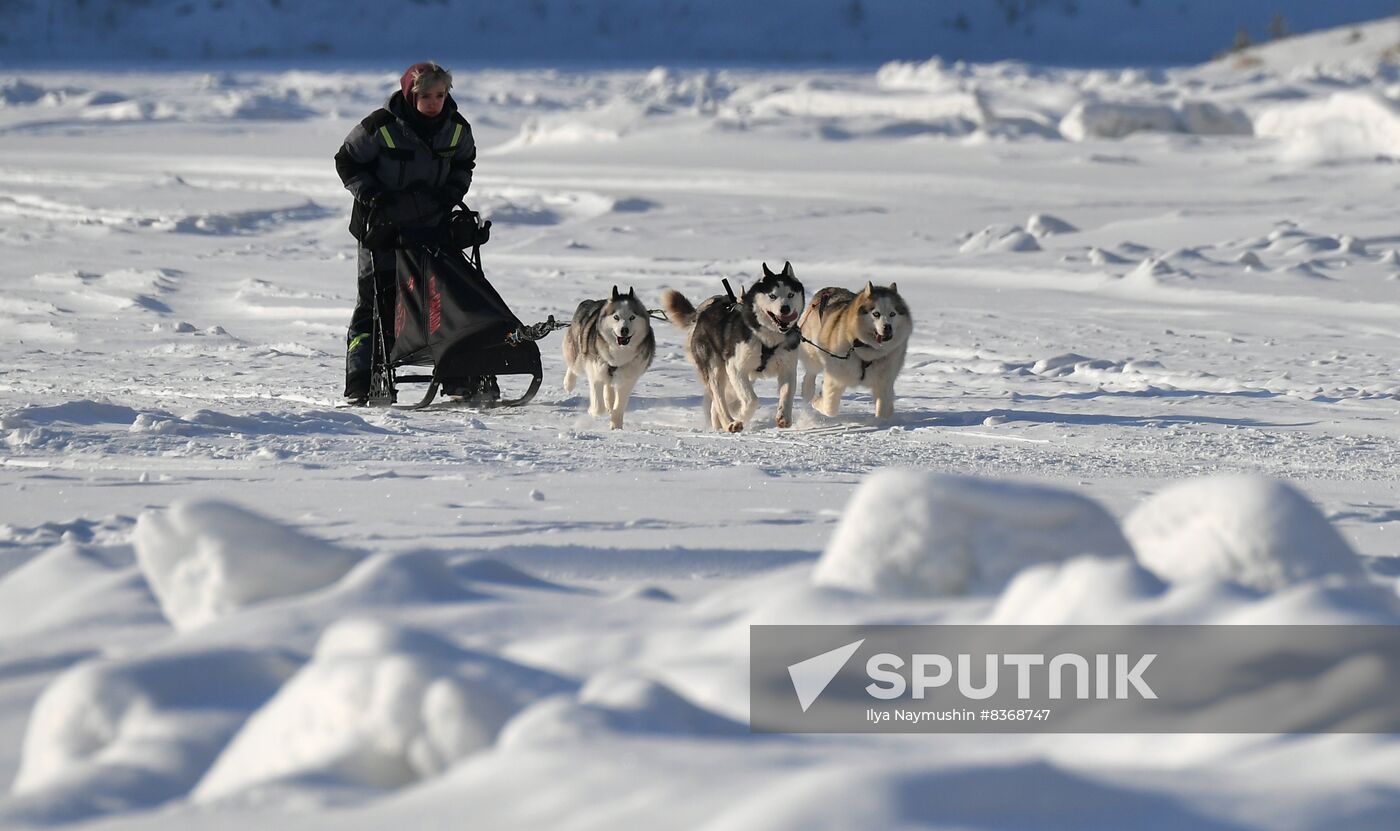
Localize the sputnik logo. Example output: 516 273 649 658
787 639 864 712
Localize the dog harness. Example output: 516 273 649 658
802 287 875 378
757 329 802 374
850 339 876 381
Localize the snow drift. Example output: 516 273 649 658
6 648 299 824
133 501 364 631
811 470 1132 597
1059 100 1251 141
1255 91 1400 162
194 619 573 800
1124 474 1362 591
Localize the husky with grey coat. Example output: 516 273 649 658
563 286 655 429
661 262 805 432
799 281 912 420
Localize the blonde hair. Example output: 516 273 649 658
412 63 453 94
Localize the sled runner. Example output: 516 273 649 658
367 208 543 410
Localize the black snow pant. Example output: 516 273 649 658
344 244 397 397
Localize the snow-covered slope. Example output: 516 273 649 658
3 0 1400 66
5 11 1400 831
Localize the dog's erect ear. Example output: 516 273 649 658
782 261 794 277
762 262 775 278
611 285 622 301
888 282 898 294
627 287 637 300
863 281 875 296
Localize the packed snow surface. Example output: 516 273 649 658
4 14 1400 831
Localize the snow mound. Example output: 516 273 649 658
1 400 141 429
207 90 317 120
330 550 490 605
1124 475 1362 591
874 57 966 92
1060 100 1250 141
1060 101 1178 141
990 556 1170 624
1088 246 1130 265
133 500 363 631
0 78 48 106
1026 213 1077 238
745 85 985 131
1256 92 1400 163
1125 256 1185 284
635 66 723 112
1176 101 1253 136
959 224 1040 254
8 648 298 824
497 101 641 150
0 540 161 637
1269 234 1340 256
1236 251 1266 270
473 187 618 226
194 618 573 800
812 470 1132 598
1030 352 1118 376
499 669 745 748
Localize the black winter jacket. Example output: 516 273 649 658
335 90 477 242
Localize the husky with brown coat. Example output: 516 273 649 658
799 282 912 420
661 263 805 432
562 286 655 429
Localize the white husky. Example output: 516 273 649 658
563 286 656 429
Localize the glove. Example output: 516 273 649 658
363 220 399 249
366 191 421 229
372 191 408 211
430 187 463 209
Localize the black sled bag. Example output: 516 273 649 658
390 244 541 382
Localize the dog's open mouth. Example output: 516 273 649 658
875 331 891 344
768 311 800 332
616 334 632 346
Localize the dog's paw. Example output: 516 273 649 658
776 415 791 429
726 421 744 433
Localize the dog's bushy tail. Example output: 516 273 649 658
660 290 697 329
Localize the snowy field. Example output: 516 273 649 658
5 17 1400 831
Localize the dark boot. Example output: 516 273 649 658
344 332 372 405
442 375 499 406
442 376 476 399
478 375 500 404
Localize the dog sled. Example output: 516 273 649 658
365 208 547 410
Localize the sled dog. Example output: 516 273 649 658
799 281 912 420
661 262 805 432
563 286 656 429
